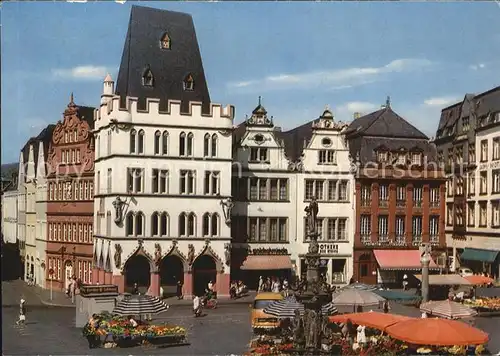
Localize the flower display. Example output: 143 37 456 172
464 298 500 311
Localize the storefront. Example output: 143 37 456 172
299 242 352 286
460 248 500 280
239 248 293 290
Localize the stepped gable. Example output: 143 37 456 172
345 105 435 165
115 5 211 114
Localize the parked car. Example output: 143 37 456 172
458 267 474 277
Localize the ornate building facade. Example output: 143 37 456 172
348 99 446 285
45 96 95 290
231 102 355 287
92 6 234 297
434 86 500 279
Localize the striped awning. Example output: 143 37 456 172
240 255 292 270
420 300 477 319
263 296 338 318
374 249 439 270
113 295 169 316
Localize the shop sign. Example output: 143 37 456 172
319 244 338 254
479 161 500 171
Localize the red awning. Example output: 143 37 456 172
240 255 292 270
373 249 438 270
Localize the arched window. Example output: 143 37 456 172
151 212 159 236
211 134 218 157
203 133 210 157
160 32 171 49
130 130 137 154
154 131 161 155
162 131 169 155
179 213 186 236
160 213 168 236
126 212 134 236
187 132 194 156
188 213 196 236
211 213 219 236
179 132 186 156
202 213 210 236
135 212 144 236
138 130 145 154
142 67 154 87
183 73 194 91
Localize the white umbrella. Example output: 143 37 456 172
113 294 169 316
332 288 385 307
420 300 478 319
263 296 338 319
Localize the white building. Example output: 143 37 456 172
92 5 235 297
232 103 355 287
2 174 18 244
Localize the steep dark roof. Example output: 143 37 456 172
78 106 96 130
115 5 211 113
279 120 314 162
345 106 428 140
20 124 56 177
474 85 500 117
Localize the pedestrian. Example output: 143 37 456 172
16 299 27 325
402 274 408 291
258 276 263 292
133 283 139 295
176 278 183 300
383 300 390 314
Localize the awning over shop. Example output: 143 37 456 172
460 248 499 263
374 289 422 302
373 249 438 270
414 274 471 286
240 255 292 270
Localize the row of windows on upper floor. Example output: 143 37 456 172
97 130 220 158
96 211 222 238
447 200 500 228
359 184 441 208
438 137 500 165
359 215 440 242
447 169 500 197
48 181 94 201
437 112 500 139
48 222 93 244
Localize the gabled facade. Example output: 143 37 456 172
231 103 355 287
1 168 19 245
93 6 235 297
46 95 95 290
17 149 27 277
434 86 500 279
346 99 446 285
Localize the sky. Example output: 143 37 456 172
2 1 500 163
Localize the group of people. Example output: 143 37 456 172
229 280 248 299
258 276 290 296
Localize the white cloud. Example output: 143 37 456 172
423 96 460 107
227 58 434 92
469 63 486 70
51 65 110 80
338 101 379 114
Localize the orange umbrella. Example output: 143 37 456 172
385 318 489 346
464 275 494 285
329 312 412 330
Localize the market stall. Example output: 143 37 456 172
464 297 500 316
82 312 188 349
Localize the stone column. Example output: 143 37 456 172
217 272 230 297
150 271 160 297
112 274 124 294
183 272 193 298
388 184 397 239
405 184 414 244
92 267 100 284
422 185 430 242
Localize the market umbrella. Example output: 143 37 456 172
328 311 412 330
385 318 489 346
263 296 338 319
113 294 169 317
464 275 494 286
420 300 478 319
332 288 385 307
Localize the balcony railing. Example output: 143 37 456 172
361 199 371 207
430 201 440 208
412 236 423 245
360 234 371 244
379 200 389 208
395 236 406 246
430 235 439 245
413 201 423 208
378 235 389 243
396 200 406 208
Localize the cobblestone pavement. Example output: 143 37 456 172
2 304 252 355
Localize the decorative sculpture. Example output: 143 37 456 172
187 244 195 266
114 244 122 268
293 309 306 348
154 243 162 266
112 197 125 225
304 197 319 237
224 243 231 266
220 197 234 224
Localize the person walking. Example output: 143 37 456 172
16 299 27 325
176 279 183 300
258 276 264 292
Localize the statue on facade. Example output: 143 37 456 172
304 197 319 237
220 197 234 224
224 243 231 266
292 309 306 349
112 197 125 225
187 244 195 266
114 244 122 268
154 243 162 267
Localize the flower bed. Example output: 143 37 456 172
83 313 187 348
246 335 293 356
464 298 500 311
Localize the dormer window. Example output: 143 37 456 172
396 153 407 165
183 74 194 91
377 151 388 162
321 138 332 147
142 67 154 87
411 152 422 165
160 33 171 49
254 134 265 143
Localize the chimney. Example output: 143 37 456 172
353 112 362 119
